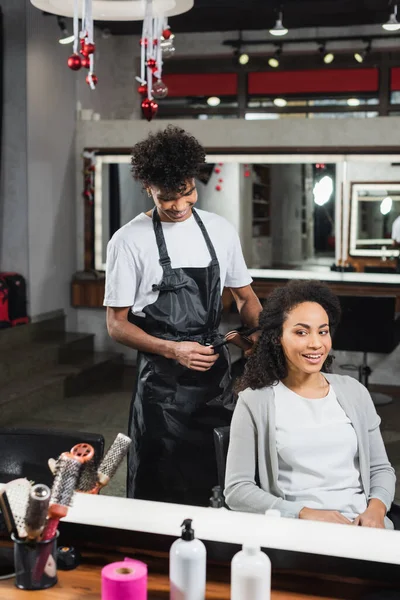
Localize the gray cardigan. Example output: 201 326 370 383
224 373 396 519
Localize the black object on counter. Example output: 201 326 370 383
56 545 81 571
209 485 224 508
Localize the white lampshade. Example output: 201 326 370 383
30 0 193 20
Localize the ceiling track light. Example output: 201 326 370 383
383 4 400 31
57 15 74 44
318 43 334 64
269 10 288 36
354 40 371 63
268 44 282 68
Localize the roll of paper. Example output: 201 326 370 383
101 559 147 600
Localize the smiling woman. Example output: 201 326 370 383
225 280 396 529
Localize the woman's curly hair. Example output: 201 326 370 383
236 280 342 393
131 125 206 195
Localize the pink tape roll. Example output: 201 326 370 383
101 559 147 600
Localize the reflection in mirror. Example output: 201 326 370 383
86 153 400 535
350 183 400 258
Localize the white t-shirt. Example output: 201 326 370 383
392 215 400 243
274 381 367 520
103 209 252 316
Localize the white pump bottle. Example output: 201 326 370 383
169 518 206 600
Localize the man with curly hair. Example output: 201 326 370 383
104 125 262 505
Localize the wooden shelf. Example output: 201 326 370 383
71 278 105 308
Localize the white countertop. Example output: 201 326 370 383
249 269 400 285
65 494 400 566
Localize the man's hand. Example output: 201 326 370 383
244 330 261 357
353 499 386 529
172 342 219 371
299 507 353 525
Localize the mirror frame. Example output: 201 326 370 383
349 181 400 258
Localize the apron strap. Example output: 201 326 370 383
192 209 218 263
152 208 172 268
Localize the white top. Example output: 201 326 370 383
274 381 367 520
104 209 252 316
392 215 400 243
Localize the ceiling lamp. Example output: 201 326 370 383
354 40 371 63
207 97 221 107
30 0 193 20
273 97 287 107
383 4 400 31
319 43 334 64
269 11 288 36
238 53 250 65
57 17 74 44
347 98 360 106
268 45 282 68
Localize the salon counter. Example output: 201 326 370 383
248 269 400 311
0 548 373 600
1 495 400 598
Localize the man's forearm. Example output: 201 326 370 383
109 319 176 359
237 294 263 328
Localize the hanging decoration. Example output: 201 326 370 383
67 0 97 90
137 0 175 121
215 163 224 191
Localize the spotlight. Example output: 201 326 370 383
239 53 249 65
207 96 221 107
354 40 371 63
268 45 282 68
383 5 400 31
273 97 287 107
319 43 334 64
269 11 288 36
347 98 360 106
57 16 74 45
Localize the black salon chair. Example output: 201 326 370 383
333 295 400 406
0 427 105 488
214 425 400 529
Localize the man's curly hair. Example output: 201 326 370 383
131 125 206 195
236 280 341 393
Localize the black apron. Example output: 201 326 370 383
127 208 233 506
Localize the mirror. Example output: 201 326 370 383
349 182 400 258
84 152 400 535
94 155 337 272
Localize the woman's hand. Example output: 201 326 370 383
299 507 353 525
353 499 386 528
172 342 219 371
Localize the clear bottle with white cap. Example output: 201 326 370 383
230 545 271 600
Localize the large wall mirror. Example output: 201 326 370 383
350 182 400 258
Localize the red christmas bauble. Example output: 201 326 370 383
67 54 82 71
214 167 221 174
140 38 148 47
218 178 223 183
215 185 222 191
81 55 90 69
147 58 156 68
86 73 98 86
141 98 158 122
138 84 148 95
244 170 251 178
83 42 95 56
162 28 172 39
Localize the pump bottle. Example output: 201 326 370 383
231 545 271 600
169 519 206 600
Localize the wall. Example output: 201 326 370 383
26 5 77 326
270 164 303 265
0 1 29 279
